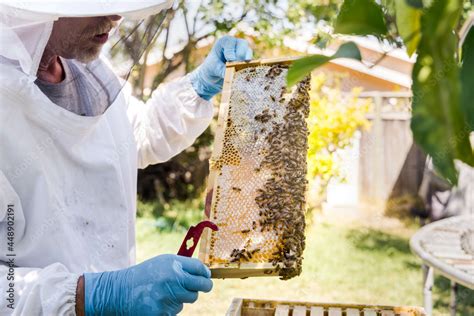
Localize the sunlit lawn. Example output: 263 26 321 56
136 201 474 315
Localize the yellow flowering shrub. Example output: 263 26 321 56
307 73 371 200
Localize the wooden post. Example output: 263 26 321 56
373 93 384 210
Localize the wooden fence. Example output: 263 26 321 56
358 91 425 210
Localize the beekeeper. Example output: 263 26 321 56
0 1 252 315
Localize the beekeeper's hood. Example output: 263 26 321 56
0 0 173 88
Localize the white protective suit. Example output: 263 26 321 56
0 1 214 314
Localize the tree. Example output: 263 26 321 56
112 0 331 202
288 0 474 184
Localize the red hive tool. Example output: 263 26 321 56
177 220 218 257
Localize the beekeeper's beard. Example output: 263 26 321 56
47 17 118 64
74 42 103 64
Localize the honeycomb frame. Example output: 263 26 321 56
199 56 309 279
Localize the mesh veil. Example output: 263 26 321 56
0 5 170 113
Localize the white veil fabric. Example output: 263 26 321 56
0 12 53 77
0 0 174 78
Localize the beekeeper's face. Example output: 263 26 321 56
47 15 122 63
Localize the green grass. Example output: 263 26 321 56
136 201 474 315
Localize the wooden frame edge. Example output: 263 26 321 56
198 66 235 263
226 298 244 316
210 262 278 279
226 298 426 316
225 56 300 71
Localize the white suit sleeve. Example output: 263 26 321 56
126 75 214 169
0 172 80 316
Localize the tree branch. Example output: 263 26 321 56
182 3 191 41
192 0 204 36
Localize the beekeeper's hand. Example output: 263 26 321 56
83 254 213 315
189 36 253 100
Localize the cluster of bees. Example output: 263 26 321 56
228 64 311 280
254 108 273 123
265 64 286 79
229 248 261 263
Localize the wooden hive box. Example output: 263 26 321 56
226 298 426 316
198 57 310 279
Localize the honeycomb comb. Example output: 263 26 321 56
199 57 310 280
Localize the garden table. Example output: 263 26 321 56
410 215 474 316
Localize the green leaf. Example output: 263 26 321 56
395 0 422 56
334 0 388 36
286 42 362 87
460 26 474 130
411 0 474 184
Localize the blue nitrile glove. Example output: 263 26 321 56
83 254 213 315
189 35 253 100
